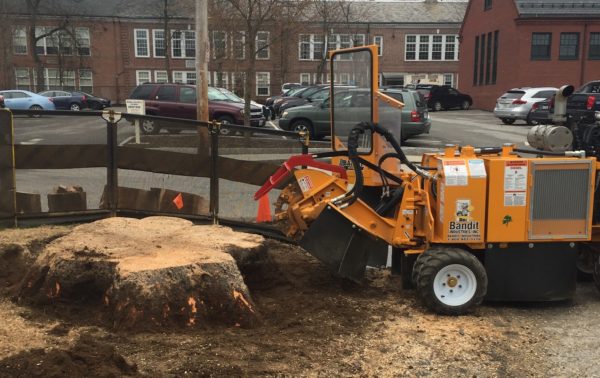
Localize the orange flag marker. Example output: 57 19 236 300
173 193 184 210
256 195 272 222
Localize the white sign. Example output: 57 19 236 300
504 160 528 207
443 160 468 186
468 159 487 178
125 99 146 115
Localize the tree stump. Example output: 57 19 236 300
18 217 264 329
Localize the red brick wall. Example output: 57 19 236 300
460 0 600 110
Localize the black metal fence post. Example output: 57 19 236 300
0 110 16 227
103 111 120 217
209 120 220 224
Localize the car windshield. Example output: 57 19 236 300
208 87 231 101
298 87 323 98
287 87 308 96
308 89 329 100
217 88 243 102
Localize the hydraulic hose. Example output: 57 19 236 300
333 123 368 207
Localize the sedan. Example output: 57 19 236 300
39 90 87 111
0 90 56 116
76 91 111 110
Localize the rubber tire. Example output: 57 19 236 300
411 253 427 287
461 101 471 110
501 118 516 125
28 105 43 118
526 114 538 126
70 103 81 111
291 119 315 139
416 247 487 315
141 119 160 135
432 101 443 112
593 253 600 293
217 115 235 135
577 244 596 282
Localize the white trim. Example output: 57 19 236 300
136 70 151 85
212 30 227 59
153 29 165 58
13 26 28 55
300 73 311 85
374 36 383 56
134 28 150 58
154 70 168 83
256 72 270 96
405 34 458 61
256 31 270 60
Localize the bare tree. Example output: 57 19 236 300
0 0 15 88
210 0 308 125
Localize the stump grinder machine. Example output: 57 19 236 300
255 45 600 315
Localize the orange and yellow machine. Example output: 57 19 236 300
256 45 600 315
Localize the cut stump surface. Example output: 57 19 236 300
18 217 264 329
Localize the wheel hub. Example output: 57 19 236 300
433 264 477 307
447 276 458 288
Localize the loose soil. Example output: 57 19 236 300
0 224 599 377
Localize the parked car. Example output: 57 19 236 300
276 85 328 116
272 86 313 116
129 83 265 134
39 90 87 111
528 99 553 125
214 87 271 119
0 95 4 108
567 80 600 122
76 91 111 110
278 85 355 114
0 90 56 116
282 82 302 92
416 85 473 111
278 88 430 141
266 86 306 119
493 87 557 125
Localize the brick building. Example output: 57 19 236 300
1 0 467 104
459 0 600 110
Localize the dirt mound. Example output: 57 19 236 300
0 334 140 377
17 217 265 329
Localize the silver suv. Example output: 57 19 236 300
494 87 557 125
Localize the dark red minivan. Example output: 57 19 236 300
129 83 266 134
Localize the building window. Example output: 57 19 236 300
590 33 600 60
492 30 499 84
172 30 195 58
155 70 168 83
212 31 227 59
134 29 149 57
15 68 30 90
13 27 27 55
256 72 270 96
233 31 245 60
173 71 196 84
75 28 90 56
405 34 458 61
313 35 325 60
136 70 151 85
443 74 453 86
34 27 57 55
485 32 492 84
79 69 93 92
256 31 269 59
153 30 165 57
232 72 246 96
214 71 228 89
473 35 479 86
340 73 350 85
353 34 365 47
484 0 492 10
479 33 485 85
299 34 311 60
374 36 383 56
300 73 311 85
559 32 579 60
531 32 551 60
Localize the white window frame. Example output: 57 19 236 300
136 70 151 85
134 29 150 58
299 34 311 60
212 31 227 60
79 69 93 92
443 73 454 86
256 72 270 96
13 26 27 55
154 70 168 83
75 27 91 56
213 71 229 89
15 68 30 90
405 34 459 61
171 30 195 59
153 29 165 57
300 73 311 85
173 71 197 84
256 31 269 60
233 31 245 60
374 36 383 56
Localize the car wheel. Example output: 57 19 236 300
501 118 516 125
141 118 160 135
432 101 443 112
291 119 315 139
70 103 81 111
526 114 538 126
217 115 235 135
28 105 43 118
460 100 471 110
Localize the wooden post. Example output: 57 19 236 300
196 0 210 149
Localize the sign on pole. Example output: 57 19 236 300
126 99 146 144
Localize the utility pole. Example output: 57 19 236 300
196 0 209 147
